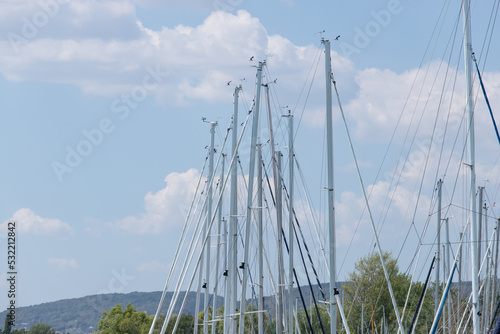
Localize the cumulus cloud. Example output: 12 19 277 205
0 6 358 108
114 168 202 234
1 0 139 40
47 257 79 269
1 208 74 236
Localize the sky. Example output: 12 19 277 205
1 0 500 315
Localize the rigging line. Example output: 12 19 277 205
483 189 498 219
401 230 436 332
283 232 318 334
442 90 467 222
375 4 461 269
429 263 457 334
406 257 435 334
373 43 456 323
448 203 499 221
237 156 281 308
148 151 209 334
166 192 210 334
476 0 500 70
294 157 329 269
262 163 316 334
294 43 323 139
167 108 254 334
481 0 500 81
234 215 261 317
437 14 463 193
386 3 462 241
360 3 459 272
428 5 462 189
472 55 500 145
282 180 327 302
431 25 468 236
375 0 454 223
396 11 462 280
396 224 416 272
331 75 406 334
403 57 452 243
456 251 490 334
280 204 323 334
160 163 211 329
381 0 452 189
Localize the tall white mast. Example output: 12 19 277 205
239 61 264 334
323 38 337 334
277 151 285 334
478 187 484 273
435 179 442 314
257 143 264 334
225 85 241 334
492 218 500 321
462 1 479 333
212 157 225 334
445 217 451 334
204 121 216 334
287 112 294 334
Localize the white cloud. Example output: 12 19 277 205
0 8 359 108
1 208 74 236
1 0 140 42
114 168 203 234
47 257 79 269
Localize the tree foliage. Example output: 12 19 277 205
27 324 55 334
3 314 12 334
1 320 54 334
296 304 330 334
342 251 434 333
96 304 153 334
96 303 198 334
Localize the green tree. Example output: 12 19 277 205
96 303 155 334
3 314 13 334
342 251 433 333
163 314 193 334
196 307 213 334
27 324 55 334
11 330 27 334
173 314 194 334
296 304 331 334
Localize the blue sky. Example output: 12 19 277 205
1 0 500 313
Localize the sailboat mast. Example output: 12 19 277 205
212 157 225 334
277 151 285 334
225 85 241 334
257 143 264 334
462 1 480 333
478 187 484 273
204 121 216 334
323 38 337 334
435 179 442 314
287 112 294 334
239 61 264 334
492 219 500 320
445 218 452 333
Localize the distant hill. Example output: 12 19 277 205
0 291 202 334
0 283 337 334
0 281 472 333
